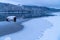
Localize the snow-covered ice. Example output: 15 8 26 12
40 12 60 40
0 12 60 40
0 17 52 40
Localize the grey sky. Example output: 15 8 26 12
0 0 60 8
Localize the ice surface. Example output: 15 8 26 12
0 12 60 40
0 17 52 40
40 12 60 40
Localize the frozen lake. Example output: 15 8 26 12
0 16 52 40
0 12 60 40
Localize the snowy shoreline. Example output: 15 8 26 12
0 12 60 40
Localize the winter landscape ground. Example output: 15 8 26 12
0 12 60 40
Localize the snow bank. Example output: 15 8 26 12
40 16 60 40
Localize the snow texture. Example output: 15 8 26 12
0 12 60 40
40 12 60 40
0 17 52 40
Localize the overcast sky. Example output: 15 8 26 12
0 0 60 9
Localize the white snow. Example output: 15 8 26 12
0 17 52 40
40 12 60 40
52 12 60 16
0 12 60 40
7 16 16 19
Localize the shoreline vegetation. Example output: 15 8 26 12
0 2 60 21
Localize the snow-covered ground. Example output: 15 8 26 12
40 16 60 40
40 12 60 40
0 16 52 40
0 12 60 40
